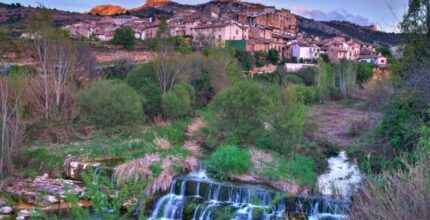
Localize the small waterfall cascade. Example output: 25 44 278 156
148 152 361 220
318 151 362 197
148 169 285 220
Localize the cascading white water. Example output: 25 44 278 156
148 155 360 220
318 151 362 197
148 168 285 220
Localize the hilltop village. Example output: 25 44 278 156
62 0 387 66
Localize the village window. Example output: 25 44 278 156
236 29 239 35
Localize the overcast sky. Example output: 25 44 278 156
3 0 409 32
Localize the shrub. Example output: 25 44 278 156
291 67 317 86
351 154 430 220
207 81 269 145
267 49 279 65
77 80 143 126
125 63 162 117
102 59 132 80
161 84 193 119
357 62 374 84
236 50 255 71
284 74 304 85
206 145 252 179
378 93 423 151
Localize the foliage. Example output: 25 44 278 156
258 85 308 154
254 51 267 67
77 80 143 126
161 83 193 119
315 59 335 101
286 155 316 186
357 62 374 84
171 36 192 54
102 59 133 80
191 69 215 107
284 74 304 85
207 81 269 146
290 68 317 86
206 145 252 180
378 93 424 151
351 153 430 220
336 59 357 98
236 50 255 71
267 49 279 65
111 26 135 50
125 63 162 118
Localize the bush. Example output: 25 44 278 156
267 49 279 65
102 59 133 80
352 154 430 220
207 81 269 145
235 50 255 71
284 74 304 85
161 84 193 119
378 93 423 151
126 63 162 117
290 68 317 86
357 62 374 84
77 80 143 126
284 84 318 104
206 145 252 180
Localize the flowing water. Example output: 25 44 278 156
148 157 360 220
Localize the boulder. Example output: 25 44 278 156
0 206 12 214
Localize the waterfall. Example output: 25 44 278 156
148 169 286 220
147 160 358 220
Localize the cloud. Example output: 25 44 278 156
292 7 373 26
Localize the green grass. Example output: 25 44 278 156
20 118 192 177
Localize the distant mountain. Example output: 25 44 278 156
89 4 127 16
297 16 403 46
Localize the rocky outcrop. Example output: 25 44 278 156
89 4 127 16
144 0 172 8
2 174 87 208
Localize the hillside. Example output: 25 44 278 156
297 16 403 46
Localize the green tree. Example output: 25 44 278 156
357 62 374 84
111 27 135 50
207 81 269 145
161 83 193 119
125 63 162 118
267 49 279 65
77 80 143 126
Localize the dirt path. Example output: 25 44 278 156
183 117 205 158
306 101 381 148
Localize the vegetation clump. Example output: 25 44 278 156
77 80 143 127
206 145 252 179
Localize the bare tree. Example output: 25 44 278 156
29 8 95 120
0 76 25 178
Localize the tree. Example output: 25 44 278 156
336 60 358 98
357 62 374 84
0 75 25 178
267 49 279 65
208 81 269 145
161 84 193 119
401 0 430 38
111 27 135 50
27 9 87 120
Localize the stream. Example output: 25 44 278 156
147 151 362 220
